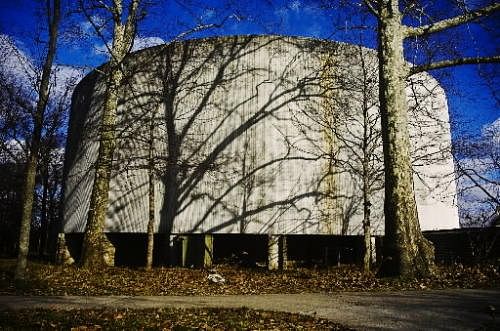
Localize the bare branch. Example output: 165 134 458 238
79 1 114 56
363 0 379 17
409 55 500 75
456 160 500 206
0 140 22 163
111 0 123 24
405 3 500 38
124 0 140 46
96 0 114 13
172 22 226 42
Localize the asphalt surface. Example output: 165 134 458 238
1 289 499 330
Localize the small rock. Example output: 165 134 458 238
208 273 226 284
256 262 267 268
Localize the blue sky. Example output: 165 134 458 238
0 0 498 142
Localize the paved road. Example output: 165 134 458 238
1 289 499 330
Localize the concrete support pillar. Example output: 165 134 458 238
371 236 376 264
279 235 288 270
180 235 188 267
204 234 213 268
179 234 213 268
268 234 279 270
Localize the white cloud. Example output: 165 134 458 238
79 15 107 36
0 139 26 164
482 117 500 143
50 65 85 103
0 34 83 107
1 33 163 105
0 34 37 90
456 118 500 225
95 36 165 55
131 36 165 51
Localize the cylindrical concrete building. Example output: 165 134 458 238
63 35 458 238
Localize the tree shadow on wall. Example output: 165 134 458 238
64 35 359 264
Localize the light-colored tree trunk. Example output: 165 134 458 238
15 0 60 281
372 0 500 278
376 1 434 278
81 0 140 268
359 45 375 274
145 114 156 270
81 61 122 267
268 234 279 271
362 176 372 272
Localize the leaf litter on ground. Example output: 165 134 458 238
0 259 499 296
0 307 351 330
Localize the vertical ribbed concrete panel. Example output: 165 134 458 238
63 35 459 235
407 74 459 230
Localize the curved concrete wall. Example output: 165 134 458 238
63 35 458 234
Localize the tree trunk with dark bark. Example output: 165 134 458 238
39 170 49 258
15 0 60 280
161 74 180 265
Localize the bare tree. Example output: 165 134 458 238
0 74 26 256
301 42 385 271
453 122 499 225
36 91 69 259
12 0 61 280
360 0 500 277
0 32 76 264
337 45 383 272
145 103 157 270
79 0 141 267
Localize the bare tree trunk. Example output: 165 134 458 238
145 115 155 270
362 105 372 273
163 146 179 265
360 45 374 273
81 66 121 267
15 0 60 280
377 1 434 278
39 169 49 258
81 0 140 268
362 178 372 272
161 77 180 265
